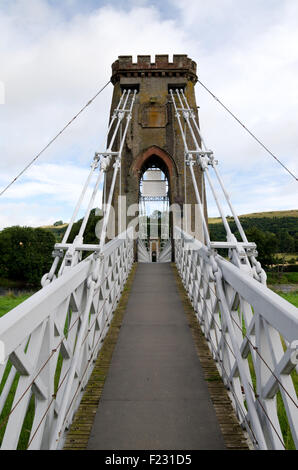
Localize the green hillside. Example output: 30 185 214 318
40 209 101 244
208 210 298 267
40 223 68 241
208 210 298 224
40 209 298 256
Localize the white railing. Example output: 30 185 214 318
158 240 172 263
137 239 151 263
174 226 298 450
0 228 134 450
137 238 172 263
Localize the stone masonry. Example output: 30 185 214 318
105 54 207 248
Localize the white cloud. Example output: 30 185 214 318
190 1 298 172
1 163 89 200
0 1 192 170
0 201 63 228
0 0 297 229
0 162 102 228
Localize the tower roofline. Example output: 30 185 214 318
111 54 197 84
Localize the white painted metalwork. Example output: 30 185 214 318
174 226 298 450
0 228 133 450
138 237 171 264
158 240 172 263
137 239 151 263
170 88 267 282
0 89 136 450
41 88 137 284
171 88 298 450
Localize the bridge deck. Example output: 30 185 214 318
87 263 226 450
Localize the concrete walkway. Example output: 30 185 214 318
87 263 226 450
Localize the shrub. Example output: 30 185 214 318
0 226 55 286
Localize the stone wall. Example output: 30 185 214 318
105 54 207 246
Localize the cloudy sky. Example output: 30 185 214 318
0 0 297 228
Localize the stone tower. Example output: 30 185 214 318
105 54 206 245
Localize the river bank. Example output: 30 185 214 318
0 277 38 297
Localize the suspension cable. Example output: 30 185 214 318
0 80 111 198
196 78 297 182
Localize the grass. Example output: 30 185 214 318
208 210 298 223
267 271 298 285
208 210 298 224
275 253 298 262
40 223 68 229
238 210 298 219
275 291 298 308
268 272 298 307
0 291 33 318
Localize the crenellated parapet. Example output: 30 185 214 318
111 54 197 84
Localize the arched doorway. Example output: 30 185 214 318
135 149 175 263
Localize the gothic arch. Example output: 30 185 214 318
131 146 178 181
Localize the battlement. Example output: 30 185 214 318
111 54 197 83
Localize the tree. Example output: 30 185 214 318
294 233 298 254
208 215 298 253
66 209 102 245
246 226 278 267
277 229 295 253
0 226 55 286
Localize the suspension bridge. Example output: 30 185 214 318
0 55 297 451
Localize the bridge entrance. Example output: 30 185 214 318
138 156 170 262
